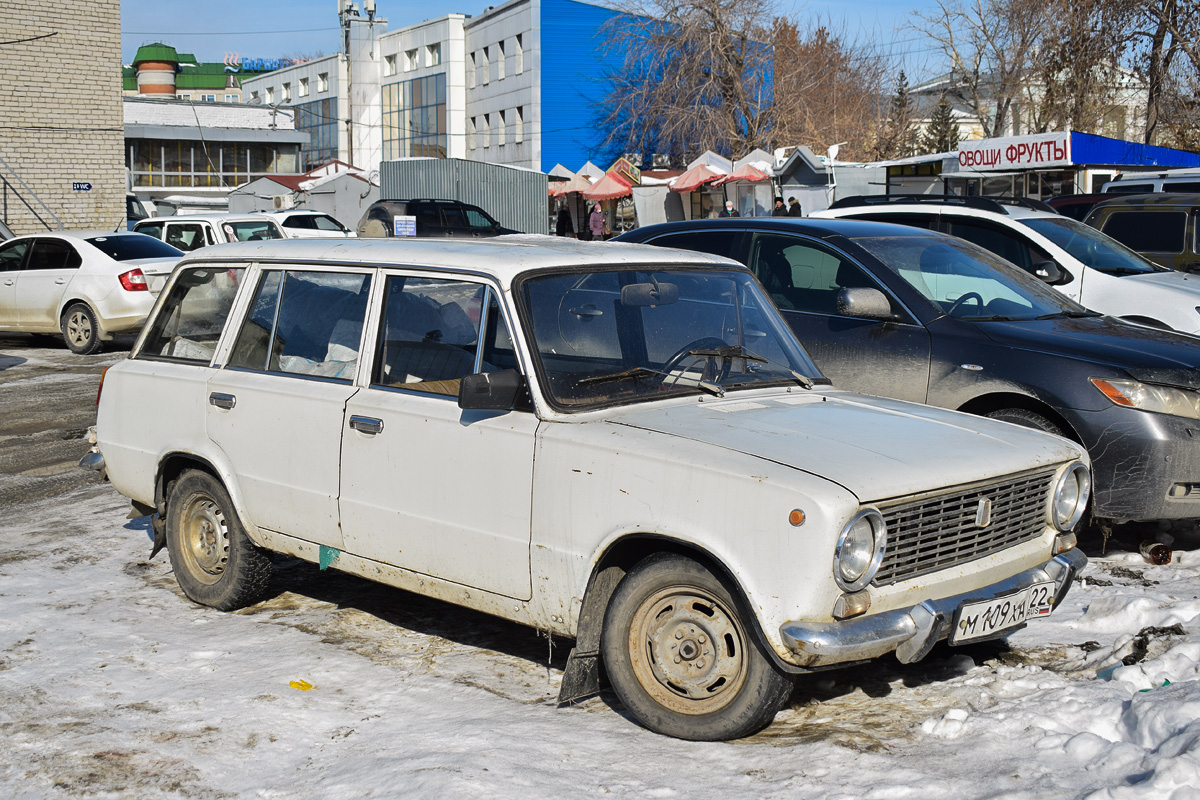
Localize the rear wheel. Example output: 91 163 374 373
601 553 793 740
61 303 101 355
165 470 272 611
985 408 1066 438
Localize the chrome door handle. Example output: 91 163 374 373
349 415 384 435
55 278 67 284
208 392 236 410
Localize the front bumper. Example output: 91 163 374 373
779 547 1086 668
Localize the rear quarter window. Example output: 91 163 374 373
139 267 246 362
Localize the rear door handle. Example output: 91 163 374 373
55 278 67 284
208 392 236 410
349 415 384 435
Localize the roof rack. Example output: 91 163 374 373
828 194 1057 215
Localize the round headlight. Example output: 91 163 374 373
1051 462 1091 531
834 509 886 592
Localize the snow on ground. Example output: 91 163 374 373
3 482 1200 799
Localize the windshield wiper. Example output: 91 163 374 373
687 344 815 389
577 366 725 397
1033 310 1101 319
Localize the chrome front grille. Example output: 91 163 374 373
871 468 1056 587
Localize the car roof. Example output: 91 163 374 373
1091 193 1200 208
818 200 1054 221
176 234 738 285
136 214 276 223
4 230 150 243
623 216 961 241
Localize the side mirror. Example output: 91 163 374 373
1033 261 1068 285
837 287 894 320
458 369 523 411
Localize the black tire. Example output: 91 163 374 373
985 408 1066 438
165 470 272 611
60 303 102 355
601 553 793 740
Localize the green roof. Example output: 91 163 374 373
132 43 198 67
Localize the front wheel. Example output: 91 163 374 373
165 470 273 611
601 553 793 740
985 407 1066 438
61 303 102 355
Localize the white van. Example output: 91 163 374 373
133 214 286 252
1102 169 1200 194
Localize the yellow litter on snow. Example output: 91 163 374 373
289 679 314 691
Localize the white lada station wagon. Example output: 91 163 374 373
84 236 1090 740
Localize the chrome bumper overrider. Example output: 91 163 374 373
779 548 1087 667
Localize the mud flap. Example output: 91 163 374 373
557 565 625 706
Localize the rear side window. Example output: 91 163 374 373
86 235 183 260
648 230 743 261
1105 183 1154 194
1163 182 1200 192
1101 211 1188 253
282 214 346 232
26 239 82 270
139 267 246 362
227 270 372 381
165 223 208 251
135 222 164 240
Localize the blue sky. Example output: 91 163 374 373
121 0 938 75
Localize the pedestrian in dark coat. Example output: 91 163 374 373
718 200 740 217
771 197 788 217
787 197 803 217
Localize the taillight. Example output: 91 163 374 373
96 366 108 405
118 268 149 292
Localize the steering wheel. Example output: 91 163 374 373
657 337 732 388
946 292 984 317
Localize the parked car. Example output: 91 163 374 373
0 230 182 353
262 209 356 239
82 237 1089 740
1084 193 1200 274
355 199 515 238
814 195 1200 334
1045 193 1111 221
1102 170 1200 194
616 217 1200 525
126 193 149 231
133 213 286 252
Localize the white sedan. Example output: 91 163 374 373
0 230 182 353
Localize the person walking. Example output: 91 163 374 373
588 203 606 241
555 206 574 237
771 197 788 217
787 196 803 217
718 200 740 217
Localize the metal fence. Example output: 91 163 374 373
379 158 549 234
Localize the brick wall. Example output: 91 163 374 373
0 1 124 234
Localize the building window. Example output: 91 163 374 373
265 87 274 104
405 49 418 71
201 94 216 103
318 72 329 92
481 47 489 85
468 117 476 150
481 113 490 148
497 109 506 146
125 138 301 189
177 93 192 100
426 43 441 67
381 74 448 160
299 77 309 97
385 54 397 76
294 98 340 170
514 106 524 143
249 90 259 103
515 34 523 75
497 41 505 80
225 94 237 102
468 53 476 89
282 82 291 103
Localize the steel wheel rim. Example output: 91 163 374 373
177 492 230 585
66 311 92 347
627 585 749 715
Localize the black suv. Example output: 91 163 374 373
356 199 515 238
617 217 1200 525
1085 193 1200 274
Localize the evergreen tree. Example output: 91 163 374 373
882 70 916 158
920 95 962 154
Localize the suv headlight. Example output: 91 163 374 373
1051 462 1091 531
833 509 886 592
1091 377 1200 420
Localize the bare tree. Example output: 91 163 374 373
771 20 890 161
599 0 775 163
1126 0 1200 144
911 0 1049 138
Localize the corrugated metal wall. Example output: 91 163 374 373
380 158 549 234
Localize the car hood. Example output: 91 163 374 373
606 389 1080 502
973 315 1200 389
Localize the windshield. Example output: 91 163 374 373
852 235 1087 320
1018 217 1168 275
86 234 183 260
519 267 824 410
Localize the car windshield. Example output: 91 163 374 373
519 267 823 410
1018 216 1167 275
86 234 183 260
852 235 1087 320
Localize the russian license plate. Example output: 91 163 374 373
950 581 1056 644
